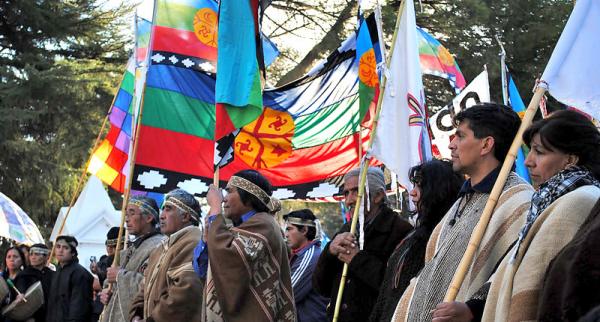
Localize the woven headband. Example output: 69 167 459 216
286 217 316 227
164 197 199 220
105 238 123 247
56 239 77 250
30 247 49 255
229 176 274 212
129 199 159 218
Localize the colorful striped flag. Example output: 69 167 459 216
135 15 152 65
356 16 380 125
87 58 136 192
417 27 466 93
214 0 265 139
506 69 531 183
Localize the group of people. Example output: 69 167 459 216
1 102 600 322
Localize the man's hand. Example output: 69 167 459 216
100 289 112 305
431 301 474 322
106 266 120 284
329 232 356 257
206 185 223 216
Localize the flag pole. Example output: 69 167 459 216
332 1 403 321
444 85 546 301
48 66 127 262
496 35 508 106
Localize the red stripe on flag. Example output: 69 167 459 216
152 26 217 61
214 103 236 140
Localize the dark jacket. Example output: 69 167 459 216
13 266 54 322
46 260 94 322
313 205 413 322
290 241 328 322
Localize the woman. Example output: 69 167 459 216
1 246 27 320
432 110 600 322
370 159 464 322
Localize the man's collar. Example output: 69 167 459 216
459 166 502 195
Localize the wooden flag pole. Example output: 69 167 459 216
444 86 546 301
332 2 404 321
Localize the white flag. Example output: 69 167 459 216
372 0 431 187
429 70 491 158
541 0 600 120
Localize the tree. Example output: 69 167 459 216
0 0 131 236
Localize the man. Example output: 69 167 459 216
284 209 328 322
201 169 296 322
13 243 54 321
92 227 121 287
46 235 94 322
100 196 164 322
313 166 413 322
129 189 204 322
393 103 534 322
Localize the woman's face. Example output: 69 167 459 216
525 134 572 188
5 249 23 272
409 184 422 210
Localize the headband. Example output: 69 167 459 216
56 238 77 250
229 176 274 212
30 247 49 255
164 196 199 220
129 198 159 219
286 217 316 227
105 238 123 247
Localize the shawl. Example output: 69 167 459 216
537 198 600 321
482 185 600 322
101 232 164 322
393 172 533 322
203 212 296 322
129 226 204 322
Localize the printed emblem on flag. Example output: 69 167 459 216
235 108 294 169
408 93 425 126
193 7 218 47
358 48 378 87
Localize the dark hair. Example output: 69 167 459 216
56 235 79 258
30 243 48 250
3 246 27 274
523 110 600 179
283 209 317 241
409 159 464 230
454 103 521 162
234 170 273 213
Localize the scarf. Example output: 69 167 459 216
512 166 600 260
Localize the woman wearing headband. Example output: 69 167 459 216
202 170 295 322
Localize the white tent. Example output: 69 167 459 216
50 175 121 272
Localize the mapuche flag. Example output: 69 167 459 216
88 58 136 192
214 0 265 139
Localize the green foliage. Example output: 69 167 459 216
0 0 131 238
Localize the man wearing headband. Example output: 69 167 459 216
284 209 328 322
47 235 94 322
313 167 413 322
12 243 54 321
100 196 164 322
198 169 295 321
129 189 204 322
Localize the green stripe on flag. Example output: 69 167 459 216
292 95 361 149
143 87 215 139
121 71 135 96
155 1 197 32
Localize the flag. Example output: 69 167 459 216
87 57 136 192
541 0 600 121
135 15 152 66
506 70 531 183
372 0 432 187
417 27 466 93
356 16 380 124
132 24 380 199
214 0 265 139
429 69 490 158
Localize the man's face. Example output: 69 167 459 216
126 204 152 236
159 203 186 236
448 120 487 175
106 244 116 257
342 176 359 212
223 186 253 221
29 252 47 269
55 240 74 265
285 223 307 250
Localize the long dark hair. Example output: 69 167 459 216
409 159 464 230
523 110 600 179
2 246 27 277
